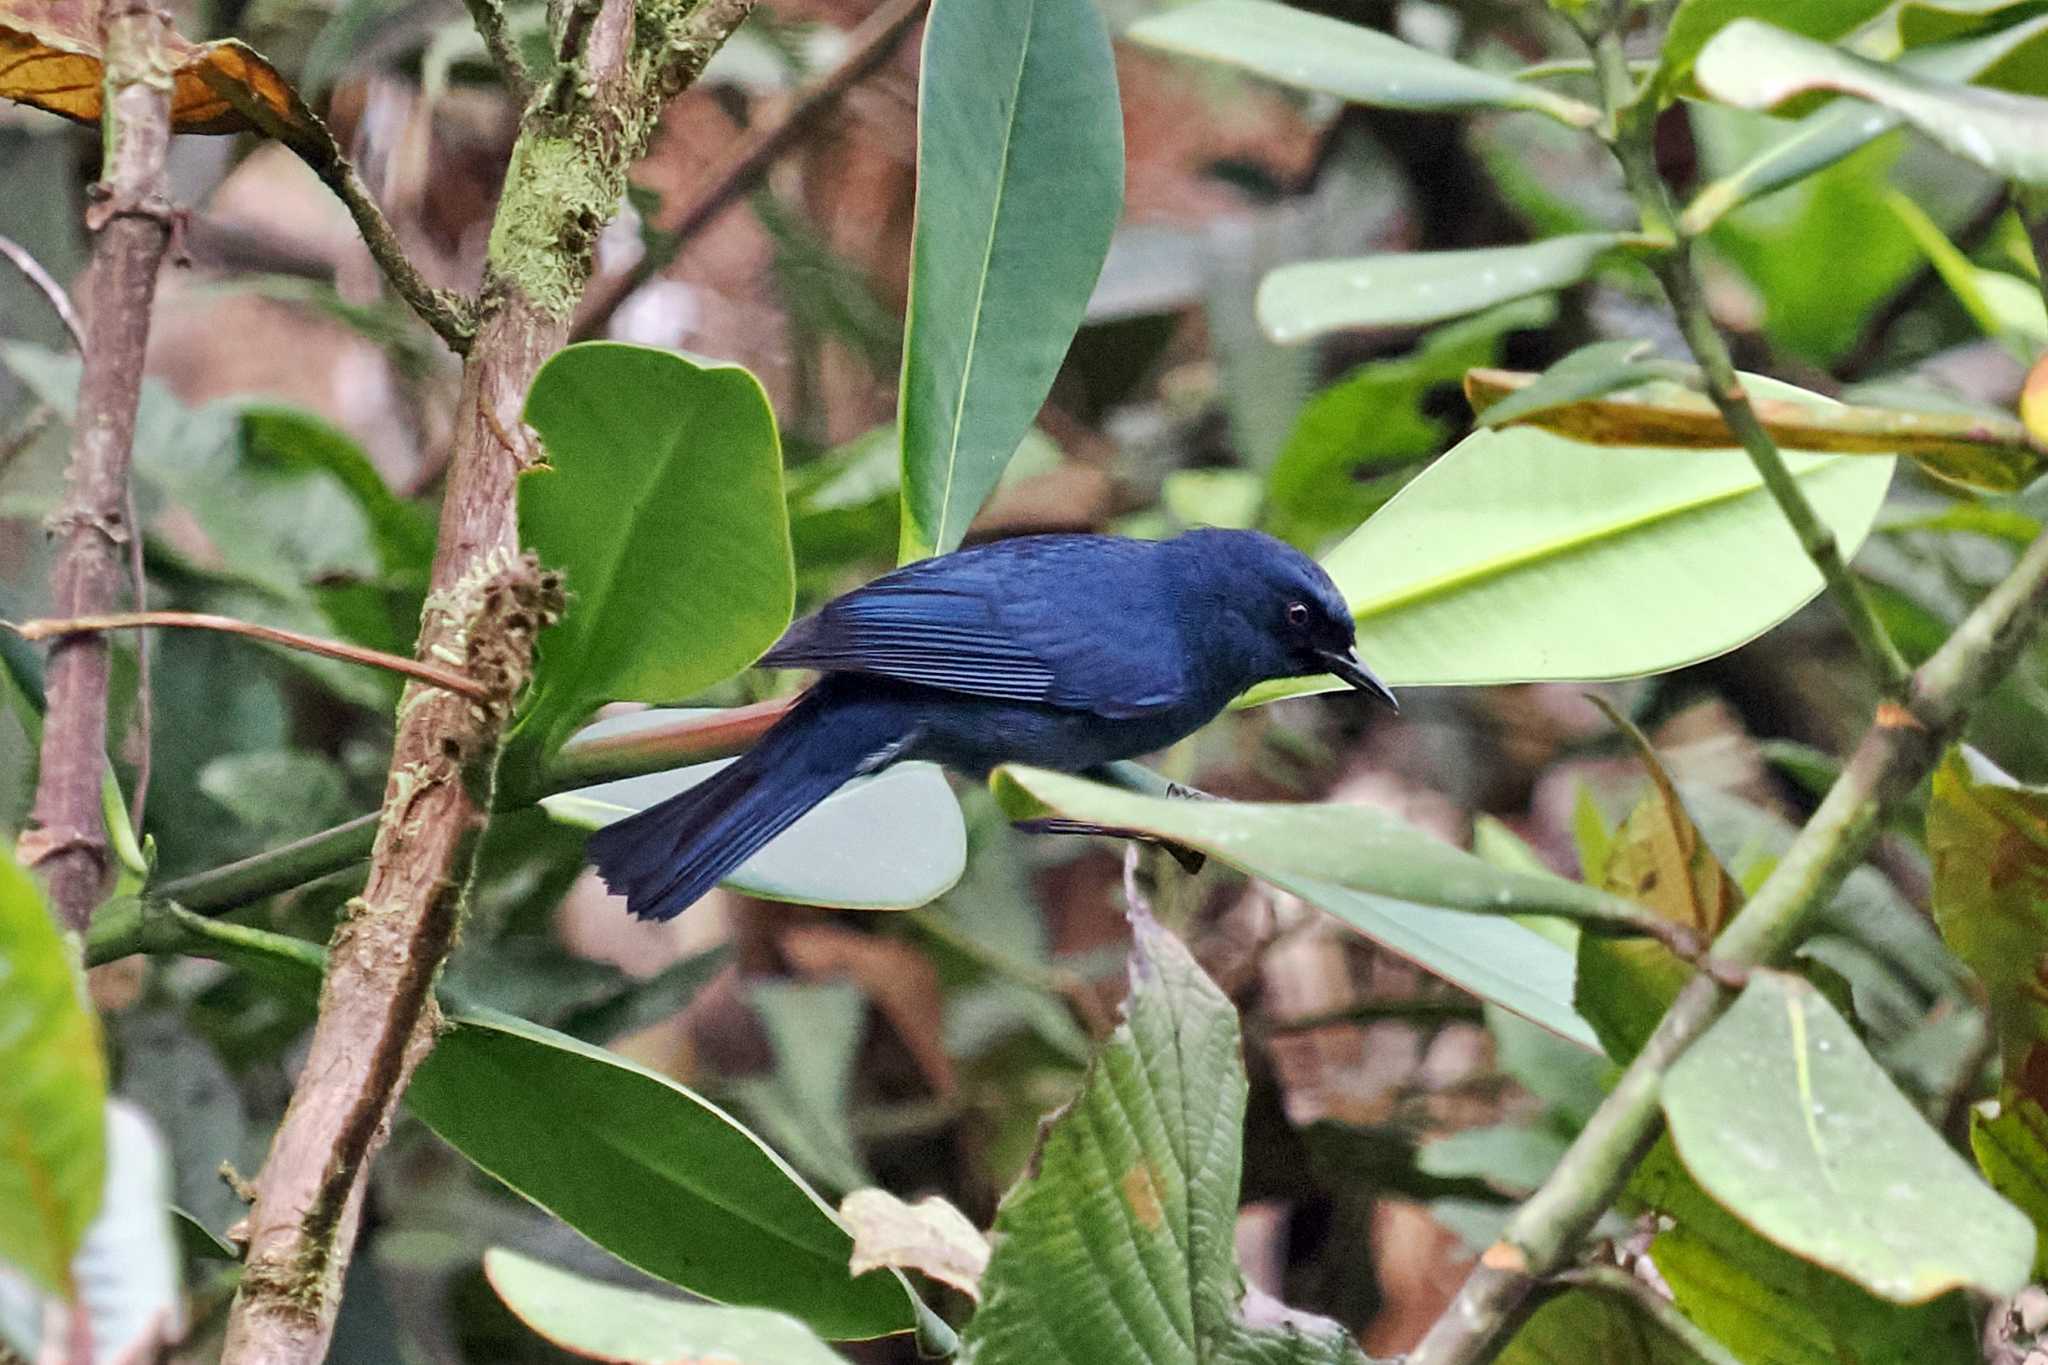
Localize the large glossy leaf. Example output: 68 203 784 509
993 767 1599 1048
1662 970 2033 1303
1634 1140 1981 1365
483 1248 850 1364
1928 747 2048 1100
1127 0 1597 127
1252 384 1895 699
1257 234 1633 345
896 0 1121 560
543 716 965 910
956 909 1373 1364
406 1008 922 1340
1696 19 2048 183
0 851 104 1295
513 343 794 778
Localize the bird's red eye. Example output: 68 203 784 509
1286 601 1310 628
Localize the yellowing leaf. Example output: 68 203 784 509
1465 367 2048 493
1928 747 2048 1104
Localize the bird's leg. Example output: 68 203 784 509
1008 765 1215 872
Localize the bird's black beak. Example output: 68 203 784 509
1319 648 1399 712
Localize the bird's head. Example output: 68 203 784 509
1171 529 1398 711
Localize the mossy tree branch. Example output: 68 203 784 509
216 3 756 1359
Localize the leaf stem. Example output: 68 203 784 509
7 611 494 701
1549 1266 1747 1365
1591 26 1911 698
149 815 379 915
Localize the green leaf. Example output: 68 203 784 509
897 0 1122 560
1497 1285 1720 1365
0 851 105 1296
956 910 1374 1364
1661 0 1895 92
513 342 795 777
1634 1138 1981 1365
993 766 1599 1047
1928 747 2048 1101
1257 234 1634 345
1888 189 2048 351
1267 300 1549 548
1575 720 1743 1061
1683 15 2048 230
729 981 872 1195
237 404 434 573
1661 969 2033 1303
1973 1094 2048 1279
1473 340 1678 430
1253 381 1894 698
406 1008 923 1340
1695 19 2048 183
1127 0 1598 127
484 1248 851 1364
543 755 965 911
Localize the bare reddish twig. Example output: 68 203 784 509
22 0 174 936
7 612 495 702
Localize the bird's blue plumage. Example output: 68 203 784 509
586 529 1393 920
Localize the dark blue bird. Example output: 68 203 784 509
586 528 1395 921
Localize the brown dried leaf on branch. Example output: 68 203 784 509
0 0 320 149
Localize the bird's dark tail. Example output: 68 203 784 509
585 684 908 922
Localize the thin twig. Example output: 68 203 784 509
462 0 533 99
24 0 176 936
190 67 476 353
0 233 87 351
1590 26 1911 699
572 0 927 341
6 612 494 701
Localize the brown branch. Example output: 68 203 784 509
7 612 495 702
217 2 758 1359
190 68 477 353
462 0 533 99
572 0 927 341
22 0 175 936
0 233 87 351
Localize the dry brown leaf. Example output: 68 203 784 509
839 1188 989 1301
0 1 321 149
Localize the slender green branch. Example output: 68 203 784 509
1590 27 1911 698
149 814 378 915
1409 464 2048 1365
86 897 326 980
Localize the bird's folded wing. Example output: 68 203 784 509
759 546 1187 718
